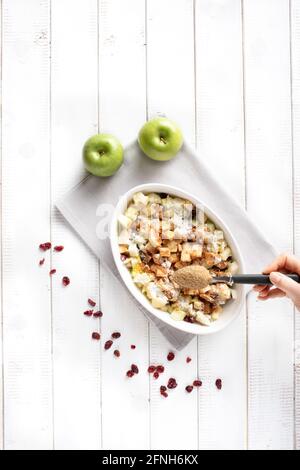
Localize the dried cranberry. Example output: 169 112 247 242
112 332 121 339
39 242 51 251
185 385 193 393
54 245 64 252
148 365 156 373
161 391 168 398
153 371 159 380
215 379 222 390
93 311 103 318
184 315 195 323
92 332 101 340
167 352 175 361
131 364 139 374
49 269 56 276
39 258 45 266
84 310 93 317
156 365 165 374
104 340 113 350
131 345 136 349
160 385 167 393
114 350 120 358
186 356 192 363
193 380 202 387
126 370 134 378
62 276 70 286
88 298 96 307
167 378 177 389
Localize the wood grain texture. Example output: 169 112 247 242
146 0 199 450
51 0 101 450
1 0 52 449
290 0 300 450
243 0 294 450
98 0 150 450
195 0 247 450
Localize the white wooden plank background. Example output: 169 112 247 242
0 0 299 450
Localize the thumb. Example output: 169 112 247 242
270 272 300 300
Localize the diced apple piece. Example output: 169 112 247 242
118 213 132 229
170 310 186 321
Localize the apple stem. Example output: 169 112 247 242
160 137 167 144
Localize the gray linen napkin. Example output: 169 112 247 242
56 141 277 349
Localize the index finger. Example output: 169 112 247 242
263 253 300 275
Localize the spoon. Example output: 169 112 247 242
172 265 300 290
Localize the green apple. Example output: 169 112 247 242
138 117 183 161
83 134 123 177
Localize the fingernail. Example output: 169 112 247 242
270 272 282 284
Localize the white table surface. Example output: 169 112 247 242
0 0 300 450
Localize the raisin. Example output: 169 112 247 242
148 365 156 373
112 332 121 339
156 365 165 374
114 350 120 358
167 378 177 389
104 340 113 350
167 352 175 361
186 357 192 363
131 364 139 374
185 385 193 393
39 258 45 266
62 276 70 286
84 310 93 317
193 380 202 387
54 245 64 252
88 298 96 307
216 379 222 390
92 332 101 340
93 311 103 318
49 269 56 276
39 242 51 251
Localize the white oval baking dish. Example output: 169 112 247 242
110 183 245 335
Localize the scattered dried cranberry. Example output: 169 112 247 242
160 385 167 393
153 371 159 380
184 315 195 323
161 391 168 398
54 245 64 252
185 385 193 393
88 298 96 307
167 378 177 389
62 276 70 286
92 332 101 340
39 258 45 266
131 364 139 374
49 269 56 275
112 332 121 339
131 345 136 349
93 311 103 318
126 370 134 378
215 379 222 390
39 242 51 251
186 356 192 363
148 365 156 373
193 380 202 387
167 352 175 361
84 310 93 317
104 340 113 350
114 350 120 358
156 365 165 374
120 254 128 262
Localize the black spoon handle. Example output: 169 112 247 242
227 273 300 285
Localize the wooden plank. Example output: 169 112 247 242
194 0 247 449
146 0 199 450
98 0 150 450
1 0 52 449
290 0 300 450
0 0 3 451
243 0 294 450
50 0 101 449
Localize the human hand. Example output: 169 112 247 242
253 253 300 311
